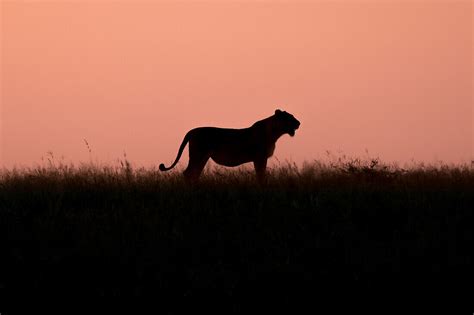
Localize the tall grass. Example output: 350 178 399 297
0 157 473 301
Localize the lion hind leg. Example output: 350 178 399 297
184 157 209 182
184 142 209 183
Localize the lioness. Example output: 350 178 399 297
159 109 300 182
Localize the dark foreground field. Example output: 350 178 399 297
1 159 473 306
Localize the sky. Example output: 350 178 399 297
1 0 472 169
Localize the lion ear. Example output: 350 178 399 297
275 109 282 115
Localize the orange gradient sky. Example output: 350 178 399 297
1 1 472 168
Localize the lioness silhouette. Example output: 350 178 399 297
159 109 300 182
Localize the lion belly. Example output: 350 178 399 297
211 152 254 167
210 139 257 167
190 126 275 167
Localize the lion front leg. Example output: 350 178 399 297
253 158 267 184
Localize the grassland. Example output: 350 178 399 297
0 157 473 305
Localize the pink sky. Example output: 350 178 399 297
1 1 472 168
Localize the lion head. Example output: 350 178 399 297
274 109 300 137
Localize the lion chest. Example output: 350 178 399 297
266 144 276 158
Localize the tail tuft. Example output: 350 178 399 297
159 163 166 171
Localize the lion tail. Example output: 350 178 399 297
159 131 191 171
